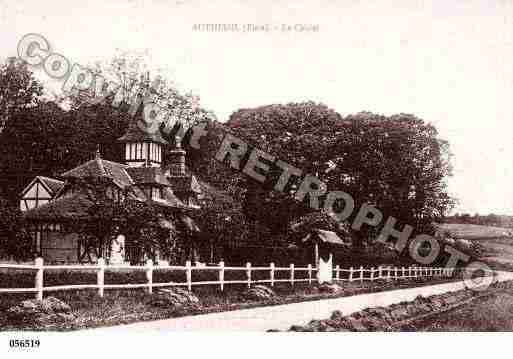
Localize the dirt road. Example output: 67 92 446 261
89 272 513 332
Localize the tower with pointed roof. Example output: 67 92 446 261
117 89 168 168
117 117 168 167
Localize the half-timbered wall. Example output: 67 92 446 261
19 179 53 211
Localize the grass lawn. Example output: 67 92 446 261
406 288 513 331
0 275 464 331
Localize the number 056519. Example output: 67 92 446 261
9 339 40 349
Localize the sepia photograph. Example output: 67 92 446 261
1 0 513 356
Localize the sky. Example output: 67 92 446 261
1 0 513 215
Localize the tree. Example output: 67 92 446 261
0 196 33 261
0 100 69 203
226 102 342 236
0 58 43 133
225 104 455 253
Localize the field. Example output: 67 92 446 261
408 289 513 331
437 223 513 266
438 223 513 240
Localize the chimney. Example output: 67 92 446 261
168 136 186 176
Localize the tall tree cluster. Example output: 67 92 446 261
223 104 455 250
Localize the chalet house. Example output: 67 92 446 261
21 110 202 265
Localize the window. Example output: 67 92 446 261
142 143 147 160
152 187 161 199
130 143 135 160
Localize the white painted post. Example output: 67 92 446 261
370 267 375 281
349 266 354 282
186 260 192 291
246 262 251 288
270 262 275 287
387 266 391 280
97 258 105 298
394 267 398 280
335 265 340 281
308 264 313 284
378 266 382 279
359 266 364 282
35 257 44 301
401 266 405 279
219 261 225 291
290 264 295 286
145 259 153 294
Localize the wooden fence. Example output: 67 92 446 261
0 257 456 300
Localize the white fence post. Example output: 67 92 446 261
394 267 398 280
335 265 340 281
308 264 312 284
219 261 225 291
359 266 364 282
186 260 192 291
378 266 382 279
246 262 251 288
290 264 295 286
349 266 354 282
35 257 44 301
270 262 275 287
387 266 391 280
146 259 153 294
97 258 105 298
370 267 375 282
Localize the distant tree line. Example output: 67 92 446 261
445 213 513 228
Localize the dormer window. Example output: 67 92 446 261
142 186 162 200
151 187 162 200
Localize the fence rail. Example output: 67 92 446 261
0 257 462 300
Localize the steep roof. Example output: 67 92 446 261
61 158 133 188
168 175 202 193
302 229 347 246
20 176 64 197
117 107 168 144
38 176 64 195
126 167 170 186
161 187 187 208
24 192 93 220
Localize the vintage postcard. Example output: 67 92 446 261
1 0 513 357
